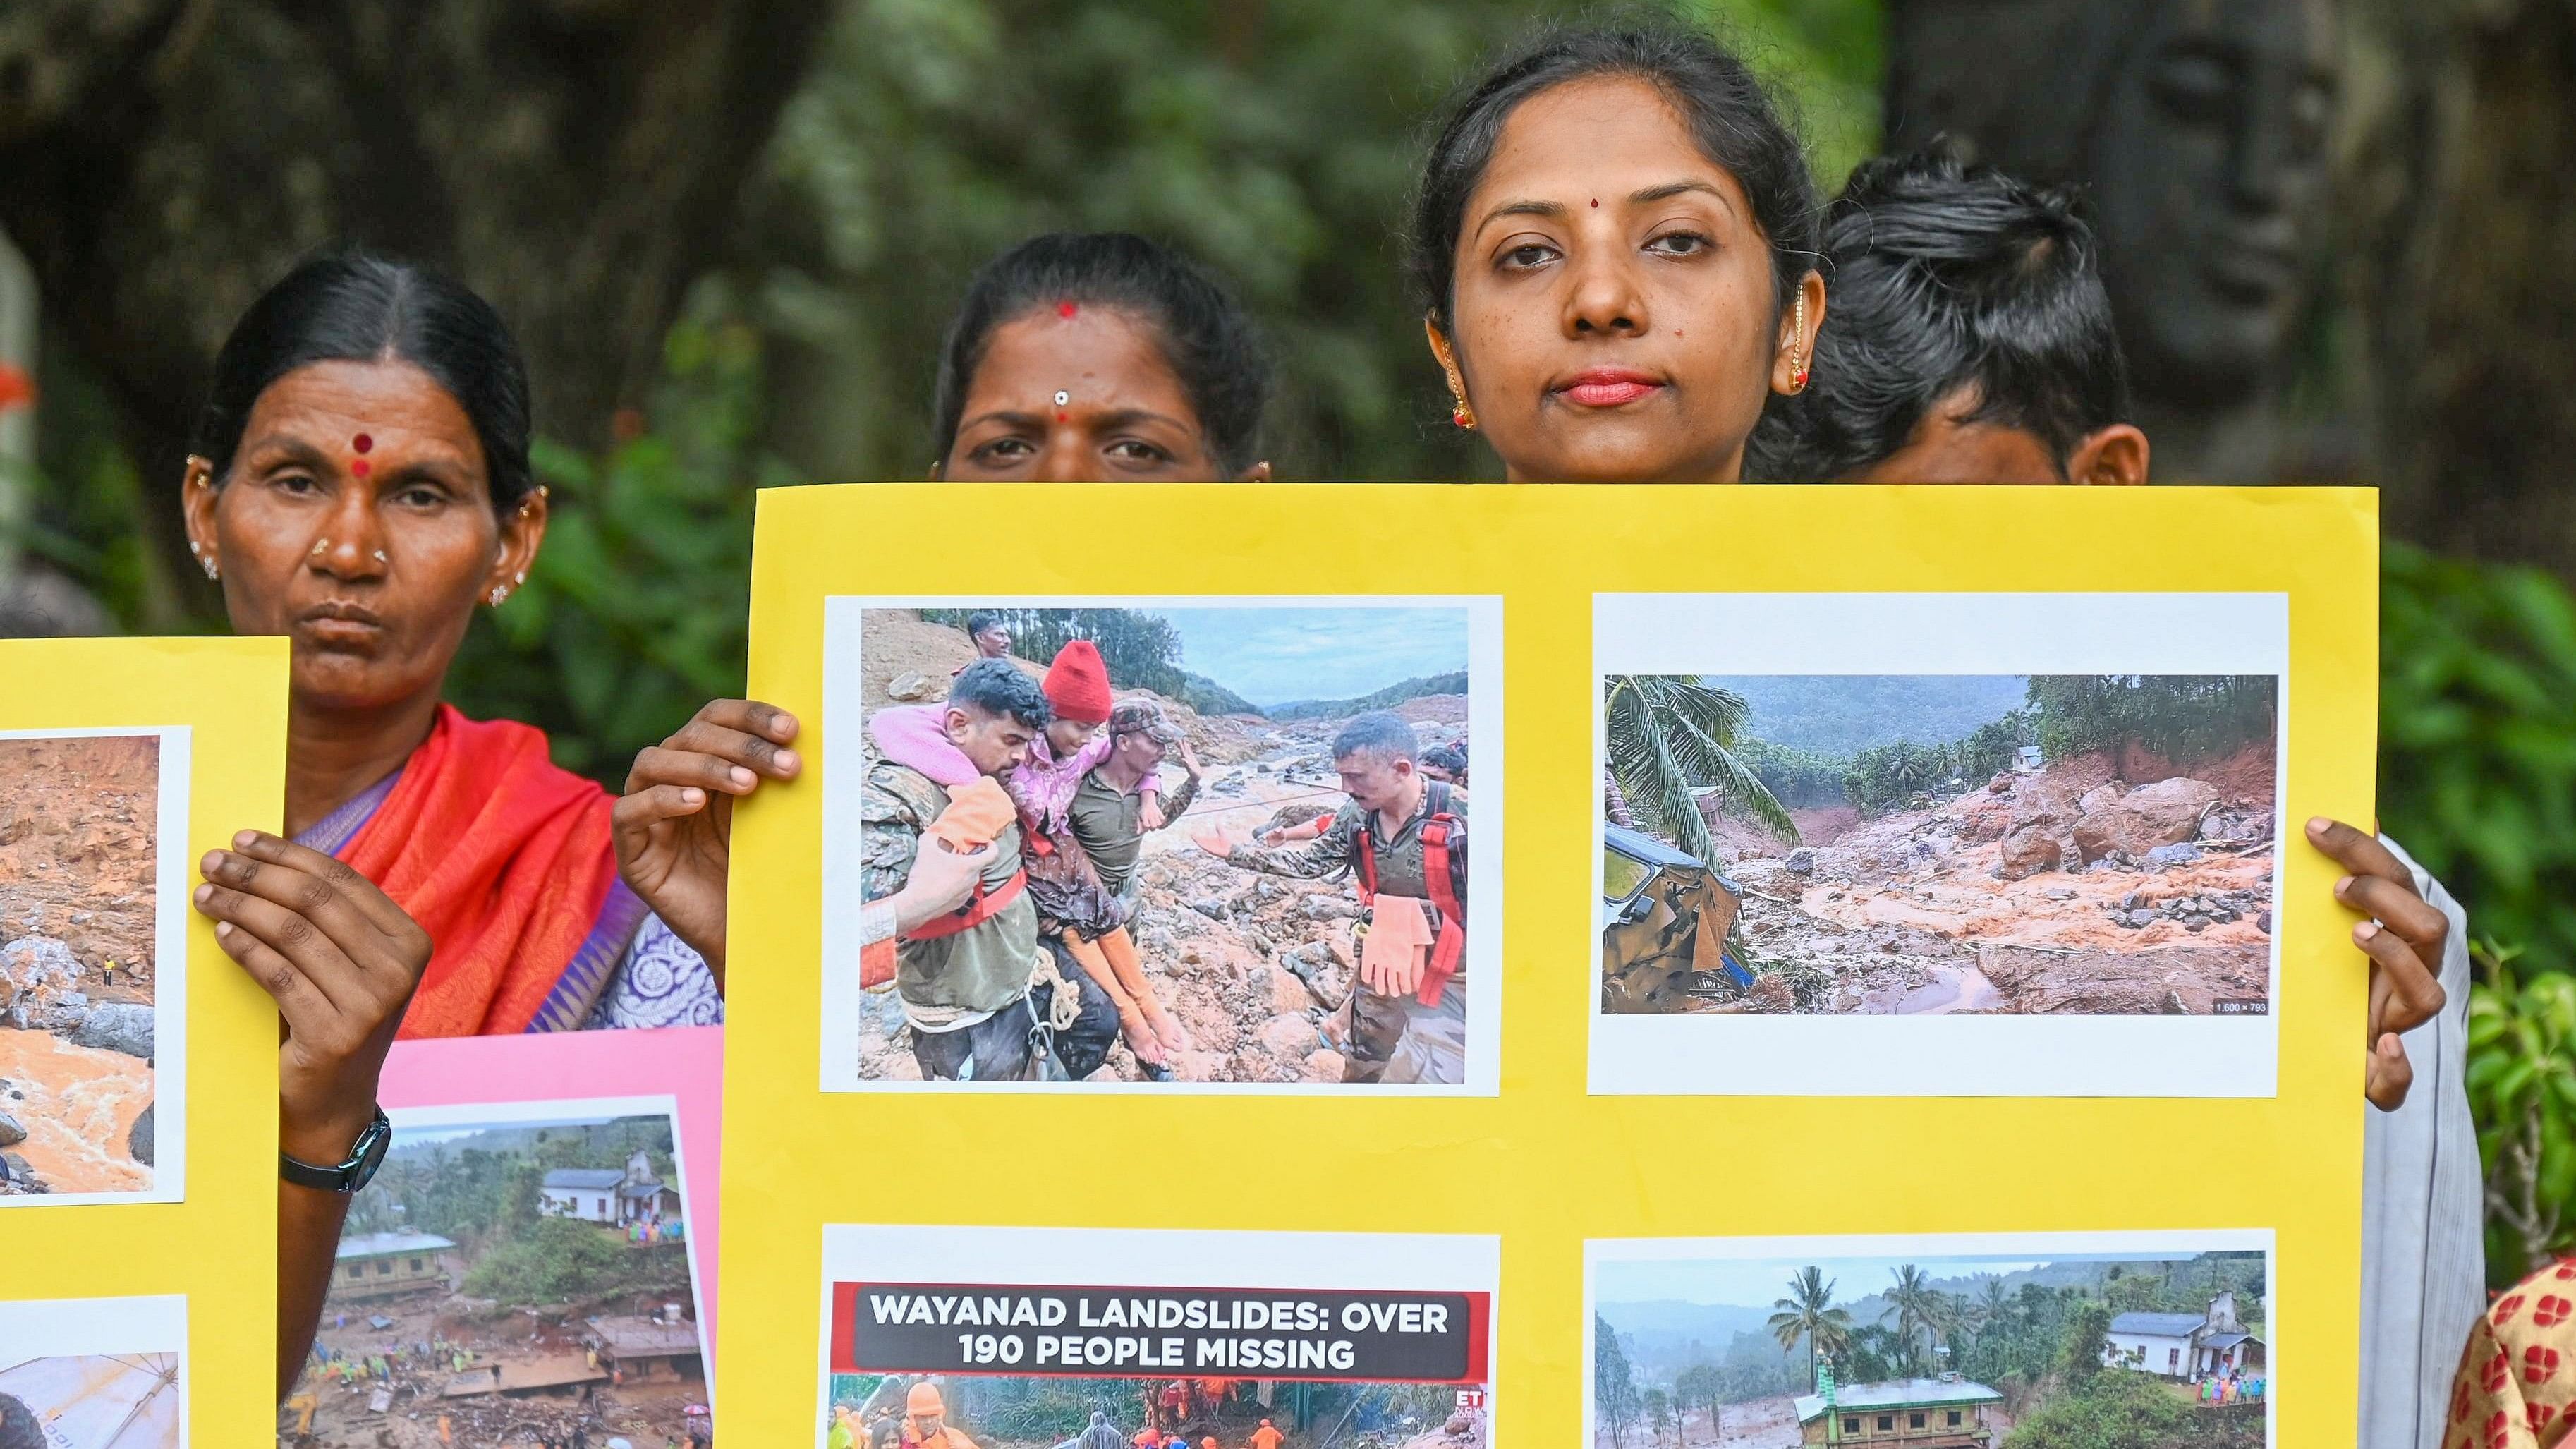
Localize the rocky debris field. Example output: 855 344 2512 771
1711 747 2278 1016
0 735 162 1194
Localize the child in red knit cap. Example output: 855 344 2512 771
868 638 1188 1065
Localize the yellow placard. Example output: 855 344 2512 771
0 636 286 1442
723 483 2375 1445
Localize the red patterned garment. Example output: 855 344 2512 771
2448 1258 2576 1448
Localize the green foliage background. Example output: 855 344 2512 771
5 0 2571 1292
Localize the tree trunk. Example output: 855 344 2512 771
0 0 833 610
2338 0 2576 579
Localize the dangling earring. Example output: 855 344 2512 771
1787 292 1811 394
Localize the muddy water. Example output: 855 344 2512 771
1866 961 2007 1014
0 1026 152 1194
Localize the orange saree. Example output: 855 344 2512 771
317 705 646 1036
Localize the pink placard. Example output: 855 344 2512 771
376 1025 724 1354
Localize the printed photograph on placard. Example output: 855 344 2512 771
0 1294 186 1448
280 1098 711 1449
820 1226 1497 1449
0 729 187 1204
1592 593 2289 1096
1587 1231 2273 1449
820 598 1503 1093
1603 673 2280 1018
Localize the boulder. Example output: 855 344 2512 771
72 1002 155 1060
127 1103 154 1165
1997 820 2063 880
2072 777 2218 864
1255 966 1316 1016
1256 1013 1322 1060
0 936 80 1017
885 672 940 702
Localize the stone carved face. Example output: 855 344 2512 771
2083 0 2337 403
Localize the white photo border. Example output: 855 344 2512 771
819 595 1505 1096
377 1093 717 1409
0 727 190 1206
816 1225 1502 1449
1590 593 2290 1098
1584 1227 2277 1446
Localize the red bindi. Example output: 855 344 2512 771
351 459 371 478
1057 301 1078 319
352 433 373 454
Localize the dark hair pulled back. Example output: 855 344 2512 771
1407 16 1822 332
932 232 1272 477
195 251 535 514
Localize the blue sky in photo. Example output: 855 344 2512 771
1591 1251 2200 1308
1155 605 1469 707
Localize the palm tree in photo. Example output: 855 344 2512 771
1604 674 1796 863
1886 1265 1947 1376
1768 1266 1855 1386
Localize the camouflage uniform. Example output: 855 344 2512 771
860 761 1113 1079
1222 782 1468 1084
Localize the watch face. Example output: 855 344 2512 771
346 1114 393 1194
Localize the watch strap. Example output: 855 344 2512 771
281 1108 391 1194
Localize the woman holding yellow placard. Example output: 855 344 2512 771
611 231 1278 977
169 252 990 1395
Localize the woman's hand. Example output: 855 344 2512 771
613 699 802 978
190 832 430 1164
2306 817 2451 1111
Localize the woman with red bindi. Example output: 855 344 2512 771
1407 20 1826 483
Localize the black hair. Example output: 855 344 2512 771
1746 149 2131 480
1407 16 1821 333
1332 712 1421 765
965 610 1006 641
195 250 535 513
932 232 1272 477
949 657 1052 730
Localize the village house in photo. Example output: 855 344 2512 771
0 731 180 1203
821 1227 1497 1449
1588 1234 2272 1449
822 598 1501 1092
280 1103 710 1449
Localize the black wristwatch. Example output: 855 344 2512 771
280 1108 392 1194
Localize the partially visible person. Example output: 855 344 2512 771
902 1383 975 1449
1196 713 1468 1084
1731 150 2474 1449
857 659 1115 1080
2440 1254 2576 1448
1057 700 1206 1066
1420 744 1467 786
966 610 1013 661
935 231 1273 483
616 231 1281 971
1410 20 1823 483
1744 149 2148 485
174 251 866 1398
870 644 1186 1067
